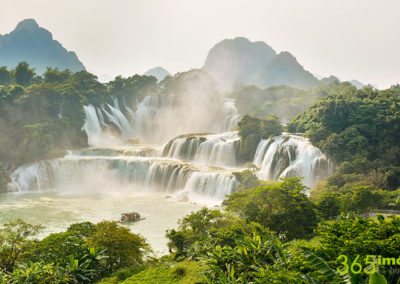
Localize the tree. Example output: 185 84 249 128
0 219 43 272
86 221 149 273
315 193 341 219
166 208 226 258
43 67 71 84
238 115 282 162
67 71 107 105
288 84 400 190
310 215 400 283
224 177 319 240
0 66 11 85
13 62 35 86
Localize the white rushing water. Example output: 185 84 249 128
4 93 336 253
163 131 240 167
253 133 334 188
7 151 238 205
82 95 241 146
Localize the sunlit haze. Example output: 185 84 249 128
1 0 399 87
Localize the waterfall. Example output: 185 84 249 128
131 95 173 142
7 154 238 202
253 133 334 188
7 160 58 192
184 171 238 200
82 105 103 146
163 131 240 167
213 98 241 132
82 95 241 146
104 103 132 138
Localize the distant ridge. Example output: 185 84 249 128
203 37 319 90
203 37 277 90
0 19 86 73
350 79 364 89
144 66 171 81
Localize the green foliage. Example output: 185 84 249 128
224 177 319 240
0 261 71 283
0 66 12 85
0 219 43 272
0 64 159 175
289 83 400 190
315 215 400 260
204 233 303 283
0 220 151 283
232 168 261 190
311 183 400 217
238 114 282 162
166 208 226 258
305 215 400 283
369 272 388 284
231 85 330 123
87 221 150 273
166 207 267 260
26 222 96 267
107 75 158 106
14 62 36 86
302 249 342 283
314 193 341 219
43 67 71 84
122 261 204 284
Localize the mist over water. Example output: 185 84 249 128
83 70 241 146
3 68 335 253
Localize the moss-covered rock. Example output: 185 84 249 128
238 115 282 162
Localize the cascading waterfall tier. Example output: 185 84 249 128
7 160 58 192
82 95 241 146
10 92 332 205
162 131 240 167
215 99 241 133
7 154 238 203
73 146 159 157
253 133 334 188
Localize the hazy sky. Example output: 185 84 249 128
1 0 399 88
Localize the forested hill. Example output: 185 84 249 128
289 83 400 190
0 19 85 73
0 64 158 190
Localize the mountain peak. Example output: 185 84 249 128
144 66 171 82
15 19 40 32
257 51 319 89
0 19 86 73
203 37 277 90
274 51 298 64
